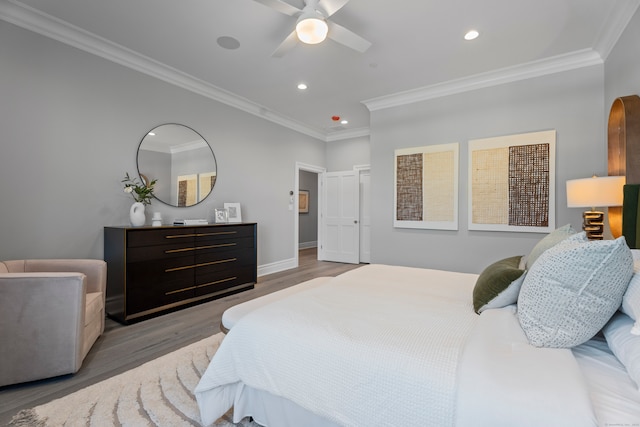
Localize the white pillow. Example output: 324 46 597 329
603 313 640 389
525 223 576 270
622 250 640 335
518 236 634 348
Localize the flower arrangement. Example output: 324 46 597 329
122 172 157 206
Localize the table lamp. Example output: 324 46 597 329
566 175 625 240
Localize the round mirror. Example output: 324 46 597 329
137 123 217 207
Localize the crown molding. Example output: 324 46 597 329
594 0 640 60
363 49 604 112
0 0 329 141
326 126 370 142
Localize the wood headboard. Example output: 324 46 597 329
608 95 640 245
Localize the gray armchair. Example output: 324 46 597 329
0 259 107 387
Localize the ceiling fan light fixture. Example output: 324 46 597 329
296 14 328 44
464 30 479 41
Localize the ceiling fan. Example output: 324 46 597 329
253 0 372 57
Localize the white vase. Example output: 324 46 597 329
129 202 146 227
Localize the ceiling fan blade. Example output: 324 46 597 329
318 0 350 17
272 30 299 57
327 21 371 53
252 0 301 16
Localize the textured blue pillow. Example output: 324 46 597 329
518 236 633 348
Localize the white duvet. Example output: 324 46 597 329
195 264 598 426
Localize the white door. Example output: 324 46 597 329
321 171 360 264
359 171 371 263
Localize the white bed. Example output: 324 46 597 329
195 259 640 426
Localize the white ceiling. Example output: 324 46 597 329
1 0 638 141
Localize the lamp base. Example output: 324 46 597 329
583 210 604 240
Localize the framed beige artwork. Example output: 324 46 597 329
394 143 459 230
468 130 556 233
299 190 309 214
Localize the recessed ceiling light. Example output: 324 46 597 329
341 120 348 125
297 83 308 90
464 30 479 41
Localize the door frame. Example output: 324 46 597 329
354 164 371 263
294 162 326 267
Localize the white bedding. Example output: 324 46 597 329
197 265 479 426
456 305 596 426
573 336 640 425
195 264 619 426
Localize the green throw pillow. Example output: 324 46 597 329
473 256 525 314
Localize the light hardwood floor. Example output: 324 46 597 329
0 248 362 425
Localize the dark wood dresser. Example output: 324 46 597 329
104 223 257 324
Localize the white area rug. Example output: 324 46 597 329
9 333 257 427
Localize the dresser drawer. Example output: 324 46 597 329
194 268 256 297
127 242 199 262
126 261 194 313
195 225 255 244
128 228 196 247
127 274 195 314
195 245 255 267
126 255 194 285
194 236 254 256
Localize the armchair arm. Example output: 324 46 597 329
23 259 107 294
0 273 87 386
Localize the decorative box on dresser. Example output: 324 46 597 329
104 223 257 324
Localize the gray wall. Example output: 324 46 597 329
369 65 606 274
325 136 370 171
298 170 318 247
1 6 638 275
0 21 325 268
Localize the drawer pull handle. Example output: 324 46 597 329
165 258 237 272
165 247 196 254
196 277 237 288
196 243 236 250
165 285 196 295
164 243 236 254
196 258 237 268
165 234 197 239
196 231 237 237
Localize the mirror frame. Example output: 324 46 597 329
136 123 217 207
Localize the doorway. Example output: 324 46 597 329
294 162 371 267
298 170 319 250
294 162 325 268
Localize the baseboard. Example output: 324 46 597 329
298 241 317 250
257 257 297 277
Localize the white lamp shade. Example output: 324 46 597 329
296 16 328 44
566 175 625 208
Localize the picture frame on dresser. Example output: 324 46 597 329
214 208 229 224
224 203 242 223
